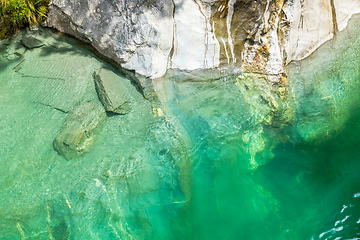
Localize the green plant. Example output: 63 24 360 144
0 0 49 38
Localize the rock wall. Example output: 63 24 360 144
45 0 360 79
285 0 360 63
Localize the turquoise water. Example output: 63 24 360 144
1 16 360 239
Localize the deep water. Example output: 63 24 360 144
1 17 360 240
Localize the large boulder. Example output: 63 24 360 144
45 0 174 79
45 0 360 79
53 101 107 160
93 68 131 114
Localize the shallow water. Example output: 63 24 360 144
1 18 360 239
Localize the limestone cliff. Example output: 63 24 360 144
45 0 360 79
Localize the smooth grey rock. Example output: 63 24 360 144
94 68 131 114
21 37 44 49
53 101 107 160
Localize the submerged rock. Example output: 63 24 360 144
53 101 107 160
93 68 131 114
235 72 291 168
20 36 44 49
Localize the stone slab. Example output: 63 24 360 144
94 68 131 114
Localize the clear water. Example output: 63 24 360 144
1 16 360 239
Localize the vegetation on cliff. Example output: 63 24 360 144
0 0 49 38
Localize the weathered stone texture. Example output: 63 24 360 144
46 0 174 78
46 0 360 79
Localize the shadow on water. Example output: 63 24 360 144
51 30 148 98
36 29 97 59
1 27 145 98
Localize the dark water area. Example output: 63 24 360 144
163 78 360 240
1 15 360 239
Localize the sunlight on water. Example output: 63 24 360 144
1 14 360 239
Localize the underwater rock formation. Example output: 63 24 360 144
94 68 132 114
20 36 44 49
45 0 360 78
53 101 107 160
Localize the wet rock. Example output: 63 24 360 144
21 37 44 49
94 68 131 114
53 101 107 160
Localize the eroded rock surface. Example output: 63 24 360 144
46 0 360 79
53 101 107 160
46 0 174 78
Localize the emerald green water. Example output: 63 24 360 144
1 16 360 239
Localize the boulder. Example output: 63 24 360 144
93 68 131 115
45 0 360 79
21 37 44 49
53 101 107 160
45 0 174 78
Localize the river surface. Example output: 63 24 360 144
1 22 360 240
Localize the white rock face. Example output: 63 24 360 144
285 0 334 62
46 0 174 78
335 0 360 31
46 0 360 79
285 0 360 63
170 0 220 70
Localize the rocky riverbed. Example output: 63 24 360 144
1 12 360 238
